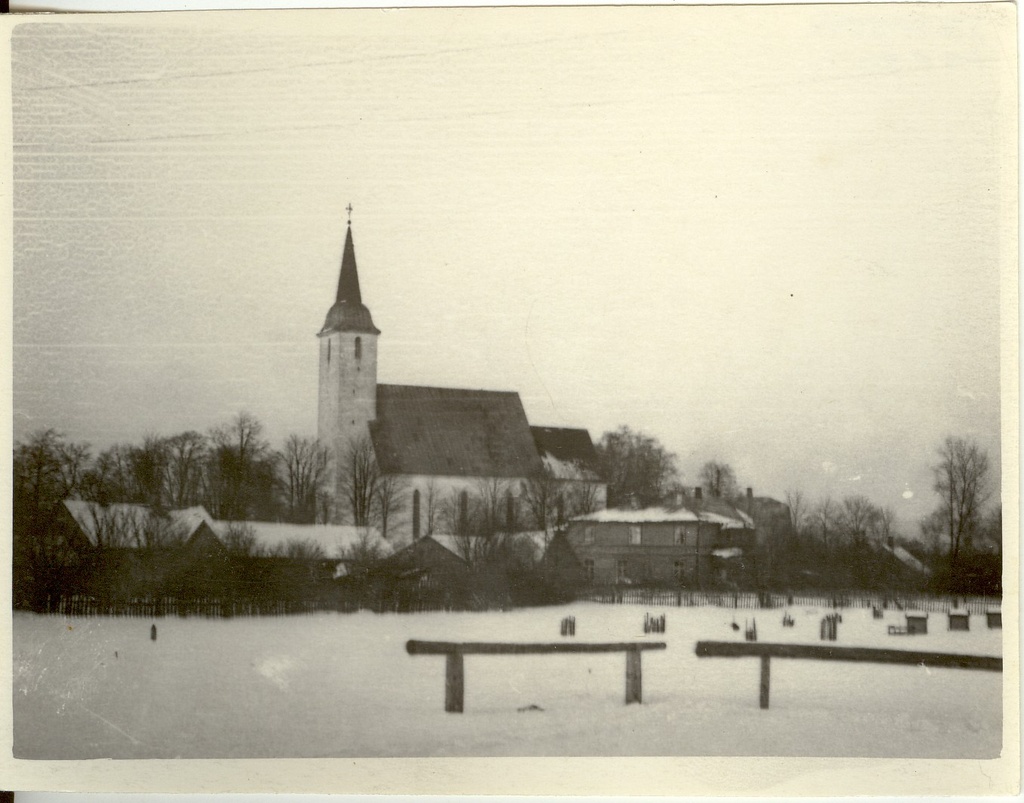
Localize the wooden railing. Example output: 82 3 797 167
406 640 667 712
695 640 1002 709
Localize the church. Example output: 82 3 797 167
317 216 607 540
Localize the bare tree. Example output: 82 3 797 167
128 435 169 510
932 435 991 567
785 489 807 537
565 481 601 520
222 521 262 557
337 433 380 527
699 460 739 500
873 506 897 546
811 496 839 551
163 431 207 508
839 495 879 547
596 426 679 508
206 412 272 520
373 472 408 540
278 434 331 524
521 467 559 533
282 538 326 562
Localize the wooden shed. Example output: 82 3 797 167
948 609 970 631
905 612 928 635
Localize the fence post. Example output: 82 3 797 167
445 649 465 713
759 654 771 709
625 646 643 704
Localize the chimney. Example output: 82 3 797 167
694 487 702 500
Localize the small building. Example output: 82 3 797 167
565 488 756 587
905 611 928 635
986 607 1002 629
948 609 970 631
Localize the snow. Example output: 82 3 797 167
12 603 1002 759
211 520 388 558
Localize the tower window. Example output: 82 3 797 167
413 489 421 539
354 336 362 361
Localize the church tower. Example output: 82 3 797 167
318 215 380 518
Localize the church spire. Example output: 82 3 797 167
335 224 363 306
319 212 380 335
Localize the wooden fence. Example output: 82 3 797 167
52 594 473 618
695 640 1002 709
407 639 667 711
579 588 999 615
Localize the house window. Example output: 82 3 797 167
674 526 684 545
629 525 641 545
674 560 685 581
616 559 628 582
584 559 595 582
584 526 595 545
354 336 362 360
412 489 421 539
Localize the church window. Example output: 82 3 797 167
354 336 362 360
413 490 421 539
327 340 331 364
459 491 469 533
505 491 515 531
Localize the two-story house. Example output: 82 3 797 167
565 488 756 587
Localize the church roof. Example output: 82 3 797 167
530 426 604 481
320 225 380 335
369 384 545 478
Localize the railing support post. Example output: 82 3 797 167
445 650 464 713
625 646 642 704
759 654 771 709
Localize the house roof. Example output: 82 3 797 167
62 500 216 547
572 498 753 529
320 224 380 335
369 384 545 478
530 426 603 482
881 542 931 575
211 520 391 559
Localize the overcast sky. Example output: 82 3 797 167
10 6 1013 531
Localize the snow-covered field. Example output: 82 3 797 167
12 602 1002 759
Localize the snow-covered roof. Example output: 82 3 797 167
987 606 1001 614
63 500 216 546
211 520 389 559
530 426 603 482
712 547 743 559
881 543 930 575
573 503 752 530
427 530 549 561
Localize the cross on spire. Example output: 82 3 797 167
346 203 353 226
